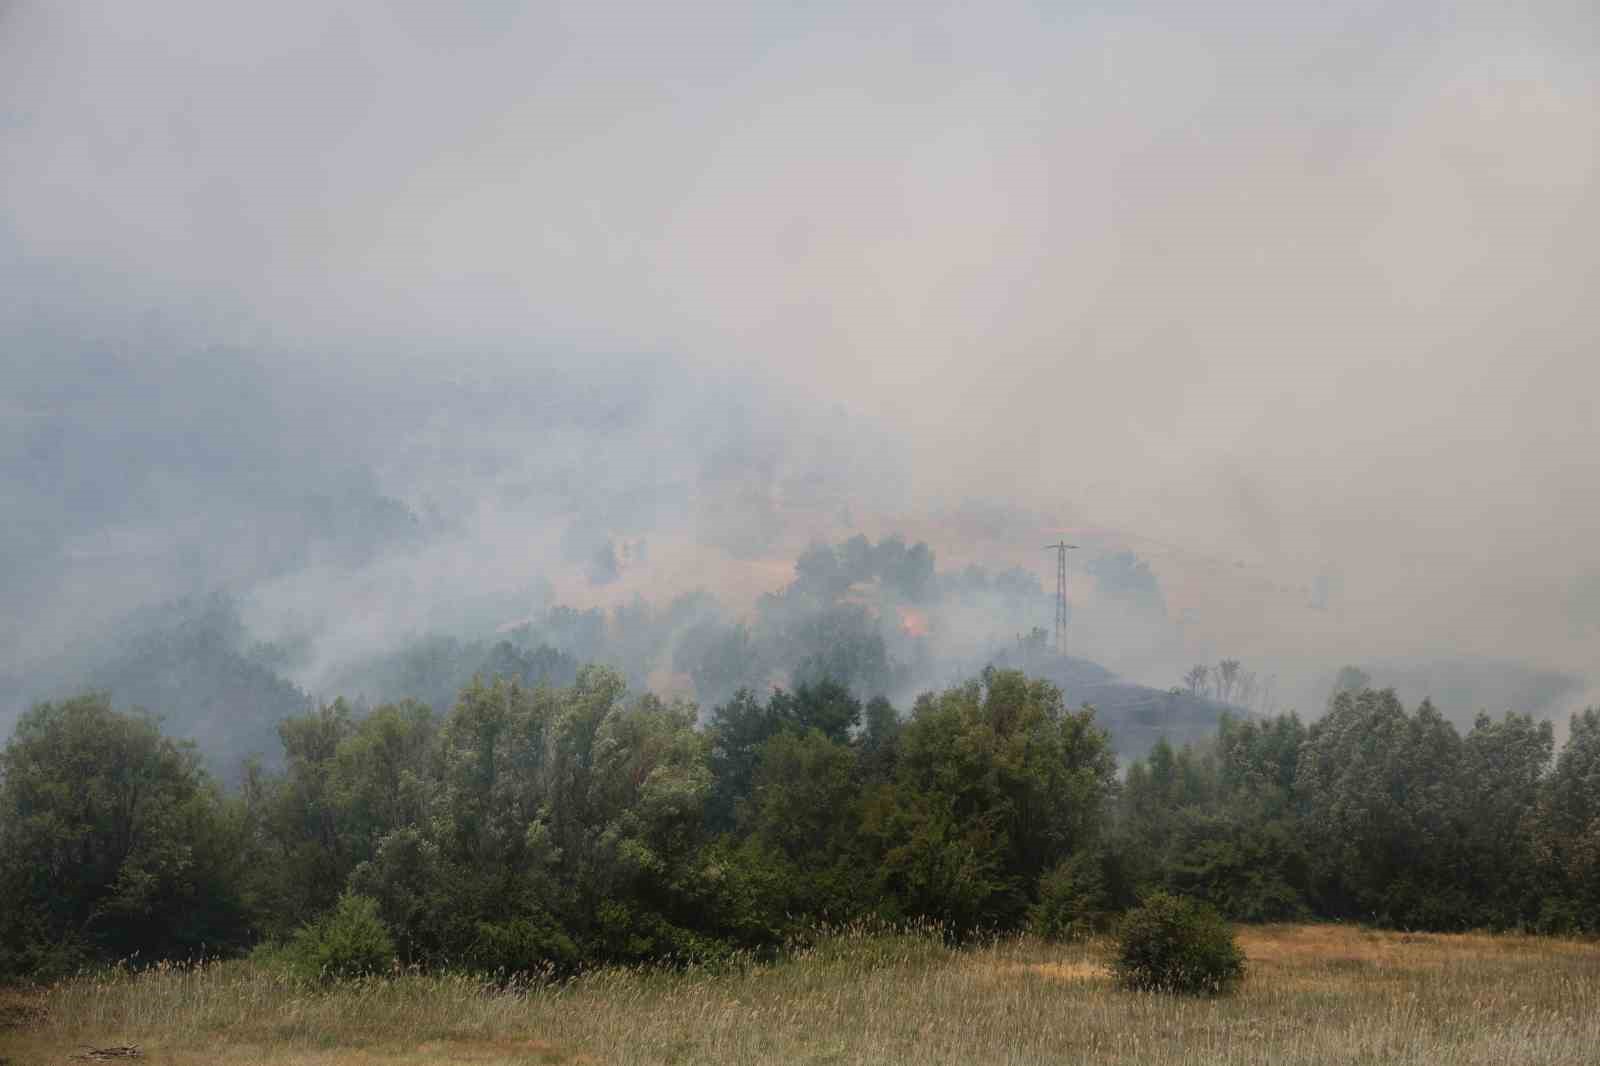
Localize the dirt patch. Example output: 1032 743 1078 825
1024 961 1111 982
1237 924 1600 975
973 960 1110 983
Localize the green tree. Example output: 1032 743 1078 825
1214 711 1303 814
1164 810 1308 921
739 729 867 920
705 680 862 833
377 668 748 967
1298 689 1469 926
0 695 250 976
705 688 785 834
330 700 437 853
1460 712 1553 927
247 699 357 933
1116 715 1310 921
856 694 901 786
866 669 1117 934
1536 708 1600 930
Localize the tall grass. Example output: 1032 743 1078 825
4 924 1598 1065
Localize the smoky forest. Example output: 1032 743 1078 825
4 529 1599 979
3 11 1600 1066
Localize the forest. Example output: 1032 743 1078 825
3 648 1597 982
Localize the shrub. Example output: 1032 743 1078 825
471 917 578 977
290 893 395 982
592 899 733 966
1534 897 1586 937
1028 853 1112 941
1112 892 1244 995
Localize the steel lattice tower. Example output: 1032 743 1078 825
1045 541 1078 657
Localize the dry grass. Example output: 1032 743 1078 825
3 924 1598 1065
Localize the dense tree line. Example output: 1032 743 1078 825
2 671 1596 981
1116 691 1600 932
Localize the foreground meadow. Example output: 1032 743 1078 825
3 924 1597 1066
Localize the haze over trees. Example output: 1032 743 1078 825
6 526 1597 981
4 533 1250 784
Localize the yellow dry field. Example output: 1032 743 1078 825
3 924 1598 1065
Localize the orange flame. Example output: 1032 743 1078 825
899 607 929 638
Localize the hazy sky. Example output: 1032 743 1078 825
3 2 1598 707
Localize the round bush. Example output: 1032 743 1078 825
1112 892 1244 995
290 893 395 982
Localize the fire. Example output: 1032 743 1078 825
899 607 929 638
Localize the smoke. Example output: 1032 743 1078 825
3 1 1598 725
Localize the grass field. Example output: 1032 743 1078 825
3 924 1597 1065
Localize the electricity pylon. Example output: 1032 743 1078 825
1044 541 1078 657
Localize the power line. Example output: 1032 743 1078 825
1044 541 1078 657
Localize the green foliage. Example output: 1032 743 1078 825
740 729 870 921
857 695 901 784
706 689 786 834
705 680 863 833
1298 691 1470 925
867 789 1013 934
345 827 463 965
1214 711 1304 812
1537 708 1600 927
8 658 1600 987
0 694 250 978
1029 851 1114 941
1122 697 1559 931
868 669 1118 935
1533 896 1587 936
1112 892 1244 995
471 916 577 976
1164 811 1309 922
251 698 358 931
289 892 395 982
1461 711 1553 927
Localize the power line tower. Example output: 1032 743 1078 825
1044 541 1078 657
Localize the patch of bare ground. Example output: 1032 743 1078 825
969 958 1111 983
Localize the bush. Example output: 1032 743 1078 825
1112 892 1244 995
471 917 578 977
1028 853 1112 941
1534 897 1587 937
290 893 395 982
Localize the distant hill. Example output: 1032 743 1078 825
985 646 1239 756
